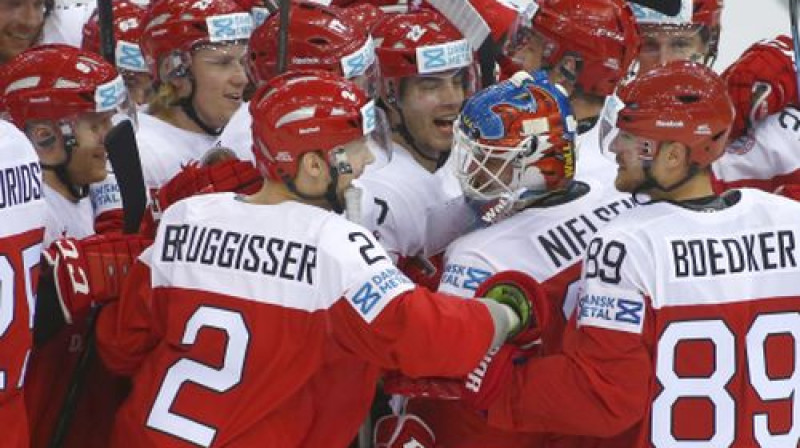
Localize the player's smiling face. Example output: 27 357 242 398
0 0 45 63
398 69 468 156
68 111 113 186
610 130 655 193
187 43 249 130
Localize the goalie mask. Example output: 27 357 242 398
0 44 136 199
453 70 577 209
249 70 391 212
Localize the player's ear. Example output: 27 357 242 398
298 151 327 180
660 141 689 169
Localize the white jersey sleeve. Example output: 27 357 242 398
713 106 800 191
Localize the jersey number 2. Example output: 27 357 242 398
147 306 250 447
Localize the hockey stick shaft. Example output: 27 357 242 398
790 0 800 99
276 0 290 74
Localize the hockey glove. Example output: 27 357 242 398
475 270 550 348
373 413 437 448
383 344 520 412
775 183 800 202
722 35 798 139
141 159 262 238
151 159 262 216
43 234 152 324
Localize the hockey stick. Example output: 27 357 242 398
276 0 290 74
790 0 800 98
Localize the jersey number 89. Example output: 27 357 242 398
653 313 800 447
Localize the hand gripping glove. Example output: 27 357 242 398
383 344 521 412
396 253 444 292
722 35 799 139
475 270 550 348
374 413 437 448
43 234 152 324
151 159 262 216
140 159 262 238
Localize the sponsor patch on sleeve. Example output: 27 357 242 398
576 282 645 334
347 267 415 323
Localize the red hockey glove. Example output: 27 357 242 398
383 344 520 412
141 159 262 238
373 413 437 448
94 208 125 235
151 159 262 216
396 253 444 291
475 270 550 348
722 35 798 139
43 234 152 323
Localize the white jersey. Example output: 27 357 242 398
565 188 800 446
0 118 46 448
440 180 637 323
40 0 95 47
574 121 618 188
712 106 800 192
214 102 254 162
136 114 219 189
42 183 95 245
356 142 472 259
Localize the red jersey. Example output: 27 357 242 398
96 193 497 447
0 120 47 448
488 189 800 447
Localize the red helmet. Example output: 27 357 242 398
246 1 376 89
530 0 640 96
250 70 377 181
140 0 253 82
374 9 479 102
0 44 126 130
82 0 148 73
340 2 387 32
615 60 734 168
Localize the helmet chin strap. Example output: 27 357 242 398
633 160 700 204
284 166 346 214
178 76 224 137
40 124 88 201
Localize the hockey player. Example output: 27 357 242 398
394 71 640 447
217 0 378 159
136 0 253 188
395 60 800 447
712 36 800 192
632 0 722 73
0 120 47 448
0 44 137 448
82 70 538 448
352 8 479 277
0 0 46 64
81 0 152 106
505 0 641 189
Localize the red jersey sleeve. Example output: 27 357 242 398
330 287 496 378
96 258 160 376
